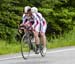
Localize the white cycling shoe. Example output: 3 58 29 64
42 47 47 54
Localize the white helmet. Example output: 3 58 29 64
31 7 38 13
24 6 31 13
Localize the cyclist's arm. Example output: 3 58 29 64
20 14 28 26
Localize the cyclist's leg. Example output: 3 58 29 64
40 24 47 53
40 32 46 47
32 25 40 54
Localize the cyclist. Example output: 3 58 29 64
19 6 41 54
31 7 47 54
19 6 32 31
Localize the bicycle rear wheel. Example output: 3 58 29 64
21 33 31 59
40 44 46 57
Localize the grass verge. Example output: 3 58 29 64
47 27 75 48
0 40 21 55
0 28 75 55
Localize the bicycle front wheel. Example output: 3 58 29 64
21 33 31 59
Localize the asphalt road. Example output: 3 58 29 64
0 46 75 64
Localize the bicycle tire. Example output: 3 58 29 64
40 50 45 57
21 32 31 59
40 44 46 57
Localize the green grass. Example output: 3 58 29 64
0 40 21 55
0 28 75 55
47 27 75 49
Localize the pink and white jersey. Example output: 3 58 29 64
22 13 47 33
31 13 40 28
35 12 47 26
35 12 47 33
22 13 40 32
22 14 29 24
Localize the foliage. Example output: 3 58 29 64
39 7 75 35
0 0 75 42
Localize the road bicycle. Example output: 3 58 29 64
20 26 45 59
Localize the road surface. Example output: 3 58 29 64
0 46 75 64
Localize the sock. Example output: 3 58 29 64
36 44 40 48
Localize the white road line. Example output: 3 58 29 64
47 48 75 54
0 47 75 61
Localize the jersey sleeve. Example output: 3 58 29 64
22 14 28 24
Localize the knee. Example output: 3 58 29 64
33 31 39 37
40 32 45 37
